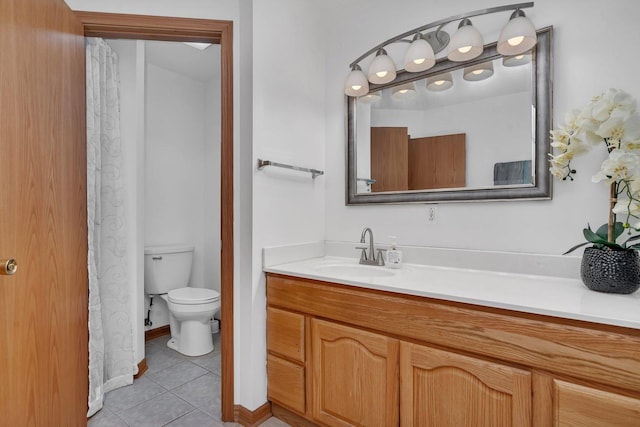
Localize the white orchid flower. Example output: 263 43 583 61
592 150 640 184
613 199 640 216
588 88 636 122
596 110 640 148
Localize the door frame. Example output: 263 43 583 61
74 12 235 421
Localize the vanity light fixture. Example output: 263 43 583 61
404 34 436 72
426 73 453 91
447 19 484 62
345 65 369 96
392 82 417 99
463 61 495 81
359 91 382 104
502 53 531 67
367 49 397 84
497 9 537 56
344 2 536 96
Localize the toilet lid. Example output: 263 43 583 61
168 287 220 304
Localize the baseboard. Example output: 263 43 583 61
271 404 318 427
145 325 170 341
134 358 148 379
234 402 272 427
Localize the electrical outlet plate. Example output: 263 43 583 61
426 205 438 224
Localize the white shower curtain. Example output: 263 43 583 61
86 37 136 417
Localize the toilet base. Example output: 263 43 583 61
168 320 214 357
166 338 179 353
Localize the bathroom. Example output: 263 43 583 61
4 0 640 425
104 38 222 363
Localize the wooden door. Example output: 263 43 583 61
400 342 531 427
370 127 409 192
312 319 399 426
0 0 88 425
409 134 466 190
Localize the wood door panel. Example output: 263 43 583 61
0 0 87 424
409 134 466 190
370 127 409 192
312 319 399 427
400 342 531 427
553 380 640 426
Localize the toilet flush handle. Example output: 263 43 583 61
152 256 163 260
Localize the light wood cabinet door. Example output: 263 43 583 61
312 319 399 426
400 342 532 427
553 380 640 426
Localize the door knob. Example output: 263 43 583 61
1 258 18 275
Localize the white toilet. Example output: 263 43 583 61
144 244 220 356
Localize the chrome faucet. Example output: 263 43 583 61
357 227 385 266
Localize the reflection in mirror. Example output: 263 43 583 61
347 27 552 204
358 54 532 193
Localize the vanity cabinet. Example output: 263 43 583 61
266 274 640 426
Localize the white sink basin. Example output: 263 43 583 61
314 264 395 278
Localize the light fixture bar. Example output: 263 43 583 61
348 2 533 68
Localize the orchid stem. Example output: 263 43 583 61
609 182 617 243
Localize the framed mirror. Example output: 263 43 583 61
346 27 552 204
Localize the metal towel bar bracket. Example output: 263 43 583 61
257 159 324 179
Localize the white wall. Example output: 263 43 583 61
204 77 222 295
144 61 218 327
249 0 327 409
323 0 640 254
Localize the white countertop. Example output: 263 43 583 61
264 255 640 330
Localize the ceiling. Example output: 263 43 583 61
144 40 220 82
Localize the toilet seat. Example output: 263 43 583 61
168 287 220 305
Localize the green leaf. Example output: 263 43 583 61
584 227 605 243
563 241 591 255
582 227 626 250
622 234 640 247
595 222 624 241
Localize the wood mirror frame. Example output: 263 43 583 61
346 27 553 205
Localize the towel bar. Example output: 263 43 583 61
257 159 324 179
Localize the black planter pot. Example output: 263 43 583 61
581 247 640 294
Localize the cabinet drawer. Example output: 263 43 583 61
267 307 305 363
267 355 306 415
554 380 640 426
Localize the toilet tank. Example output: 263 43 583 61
144 244 194 294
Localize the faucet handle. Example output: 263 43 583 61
375 248 386 266
355 246 368 261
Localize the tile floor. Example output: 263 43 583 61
88 333 289 427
